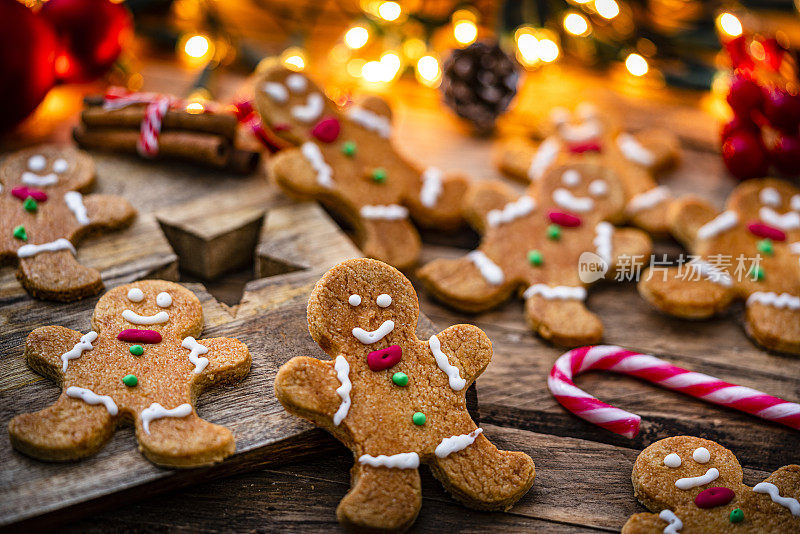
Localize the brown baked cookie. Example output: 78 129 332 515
638 178 800 354
274 258 535 531
623 436 800 533
253 65 469 270
496 103 680 234
418 161 652 347
8 280 251 468
0 145 136 301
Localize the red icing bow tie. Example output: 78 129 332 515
695 487 735 508
548 210 582 227
367 345 402 371
12 187 48 202
568 141 602 154
748 221 786 241
311 117 341 143
117 329 162 344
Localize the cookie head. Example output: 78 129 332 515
92 281 203 339
0 145 94 191
729 179 800 236
536 162 625 223
254 65 338 145
307 258 419 353
549 103 606 145
633 436 744 511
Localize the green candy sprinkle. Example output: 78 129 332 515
546 224 561 241
23 197 38 212
129 345 144 356
749 265 765 281
392 372 409 387
756 239 774 256
342 140 357 157
13 225 27 241
122 374 138 387
527 250 543 266
412 412 426 426
729 508 744 523
371 168 387 183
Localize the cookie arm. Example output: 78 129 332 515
430 324 493 385
190 337 252 389
746 298 800 354
403 168 468 231
359 217 421 271
609 227 652 274
24 325 83 382
638 265 735 319
77 194 136 235
667 195 719 247
274 356 342 424
524 296 603 347
462 180 519 233
621 512 668 534
269 147 331 198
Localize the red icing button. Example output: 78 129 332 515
311 117 341 143
695 487 735 509
117 329 162 344
11 187 48 202
568 141 602 154
548 210 582 227
367 345 402 371
748 221 786 242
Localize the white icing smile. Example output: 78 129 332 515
759 206 800 231
352 320 395 344
557 120 602 144
122 309 169 325
553 188 594 212
22 171 58 186
675 467 719 490
291 92 324 123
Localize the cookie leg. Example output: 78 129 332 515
8 393 116 461
337 462 422 532
417 255 515 312
136 409 235 468
745 300 800 354
17 250 103 301
524 296 603 346
638 266 735 319
429 433 535 511
359 218 421 271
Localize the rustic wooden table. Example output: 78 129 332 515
3 61 799 533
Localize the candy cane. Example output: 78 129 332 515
548 345 800 438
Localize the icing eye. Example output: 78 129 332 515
52 158 68 174
28 155 46 172
792 195 800 211
589 179 608 196
262 82 288 103
576 102 598 120
376 294 392 307
156 292 172 308
348 294 362 306
663 453 682 468
550 107 570 125
286 74 308 93
562 170 580 186
693 447 710 463
127 288 144 302
759 187 781 207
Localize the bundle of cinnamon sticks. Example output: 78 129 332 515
74 94 261 174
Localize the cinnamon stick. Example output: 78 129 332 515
81 103 238 140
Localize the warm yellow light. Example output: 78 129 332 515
403 38 427 61
594 0 620 19
347 58 366 77
184 35 210 59
186 102 205 114
281 47 306 71
377 1 401 21
517 33 539 65
537 39 560 62
345 26 369 49
563 13 590 36
716 12 743 37
379 51 402 81
416 55 440 83
625 53 648 76
453 20 478 45
362 60 383 82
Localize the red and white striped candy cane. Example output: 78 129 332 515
549 345 800 438
102 88 172 158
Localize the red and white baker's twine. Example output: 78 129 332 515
548 345 800 438
103 89 171 158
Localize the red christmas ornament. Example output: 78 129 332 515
771 134 800 176
722 131 769 180
763 89 800 134
0 0 57 133
40 0 132 83
727 75 764 116
720 115 758 141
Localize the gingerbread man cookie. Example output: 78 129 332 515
639 178 800 354
8 280 251 467
623 436 800 533
497 103 680 234
274 258 535 531
418 161 652 346
0 145 136 301
254 65 469 270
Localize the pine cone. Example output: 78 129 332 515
441 41 518 132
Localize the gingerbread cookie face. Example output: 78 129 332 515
275 259 535 531
623 436 800 533
8 280 251 467
638 178 800 354
254 65 469 270
0 145 136 301
419 161 652 347
496 103 680 234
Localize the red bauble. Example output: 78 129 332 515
40 0 132 83
763 89 800 134
722 131 769 179
771 135 800 175
726 76 763 116
720 115 758 141
0 0 57 133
